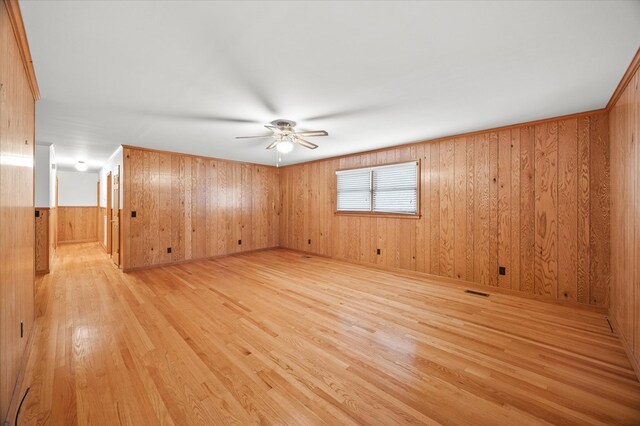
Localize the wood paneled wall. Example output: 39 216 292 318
0 0 38 421
122 147 280 270
34 208 52 274
279 111 610 307
98 207 107 249
609 52 640 376
57 206 98 243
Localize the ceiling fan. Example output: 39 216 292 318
235 119 328 153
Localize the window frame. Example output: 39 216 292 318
334 160 421 218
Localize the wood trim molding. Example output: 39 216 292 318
606 47 640 111
122 246 278 272
334 212 421 220
279 248 608 314
122 145 279 169
58 238 97 245
608 315 640 381
279 108 606 168
3 0 40 100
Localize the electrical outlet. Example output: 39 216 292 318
167 247 172 254
131 211 137 218
376 248 381 255
238 239 242 245
499 266 506 275
35 210 40 217
308 239 311 245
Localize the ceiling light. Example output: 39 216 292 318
75 161 88 172
276 141 294 154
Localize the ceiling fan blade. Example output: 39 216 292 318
265 140 279 150
304 105 384 122
146 111 263 124
264 125 283 135
235 135 274 139
294 130 328 137
296 138 318 149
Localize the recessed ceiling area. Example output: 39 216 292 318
21 1 640 169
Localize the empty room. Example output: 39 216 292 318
1 0 640 424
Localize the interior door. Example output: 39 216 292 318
106 172 111 254
111 168 120 266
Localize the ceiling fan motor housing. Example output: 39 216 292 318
271 119 296 130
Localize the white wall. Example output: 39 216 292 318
50 146 57 207
34 144 56 208
57 170 98 206
35 145 50 207
99 146 123 207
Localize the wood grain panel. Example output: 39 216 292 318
98 206 107 249
453 138 467 280
57 206 98 243
509 129 521 291
609 54 639 378
473 134 490 285
519 126 536 294
497 130 511 288
558 119 578 301
577 117 591 304
122 147 280 270
589 113 610 307
279 112 609 307
439 139 454 277
534 122 558 298
488 132 498 287
0 0 36 420
430 142 440 276
415 144 429 273
34 208 49 274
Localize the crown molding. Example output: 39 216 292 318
606 47 640 111
4 0 40 100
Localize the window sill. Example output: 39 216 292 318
334 211 421 219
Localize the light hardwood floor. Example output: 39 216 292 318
13 243 640 425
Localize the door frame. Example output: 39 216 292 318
111 166 120 267
106 172 112 254
55 176 59 248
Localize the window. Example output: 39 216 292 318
336 161 418 215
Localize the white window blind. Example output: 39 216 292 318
336 168 371 211
373 162 418 214
336 161 418 215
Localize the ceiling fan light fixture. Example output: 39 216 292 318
276 140 294 153
236 119 327 158
75 161 88 172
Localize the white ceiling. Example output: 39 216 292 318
21 1 640 169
